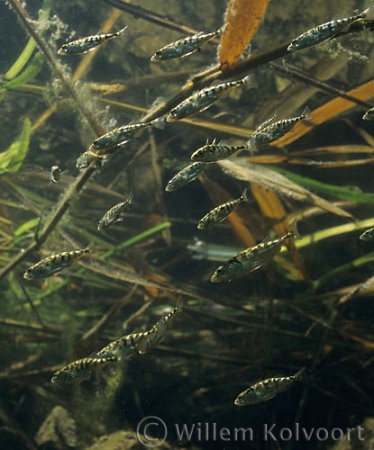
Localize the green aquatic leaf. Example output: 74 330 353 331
4 38 37 81
0 118 31 174
314 252 374 292
0 52 44 93
14 218 40 237
270 166 374 204
100 221 172 260
4 0 51 80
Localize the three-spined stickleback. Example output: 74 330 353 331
58 26 128 55
24 247 91 280
210 222 300 283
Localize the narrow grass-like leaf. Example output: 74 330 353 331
314 253 374 292
0 118 31 173
8 118 31 173
4 0 50 80
100 222 172 260
270 166 374 204
0 52 43 94
14 218 40 237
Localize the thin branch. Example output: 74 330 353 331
101 0 198 34
0 1 107 281
8 0 104 135
139 18 374 122
270 62 373 108
18 281 45 328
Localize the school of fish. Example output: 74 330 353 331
21 8 373 410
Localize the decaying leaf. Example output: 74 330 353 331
219 159 353 219
251 184 309 281
274 79 374 147
219 0 271 69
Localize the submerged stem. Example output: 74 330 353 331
8 0 104 136
0 1 108 281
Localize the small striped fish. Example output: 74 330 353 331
76 150 104 170
51 356 118 384
136 298 183 354
49 165 61 183
151 24 226 62
249 107 311 147
165 162 205 192
166 75 253 122
97 331 154 360
234 368 305 406
211 222 299 283
197 189 247 229
287 10 368 52
191 140 249 163
97 193 133 231
359 227 374 241
24 247 91 280
58 26 128 55
362 106 374 121
91 118 164 151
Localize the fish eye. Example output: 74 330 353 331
216 267 223 274
156 51 162 56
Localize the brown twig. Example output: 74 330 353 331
0 0 107 281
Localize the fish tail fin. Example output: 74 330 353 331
295 366 308 382
362 110 372 121
241 187 248 203
361 8 370 19
151 116 166 130
242 73 257 89
289 219 301 240
84 247 93 255
117 26 129 37
301 105 312 121
127 191 134 204
244 139 258 155
219 23 228 35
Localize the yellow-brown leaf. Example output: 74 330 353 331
219 0 271 69
251 184 309 282
274 80 374 147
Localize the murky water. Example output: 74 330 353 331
0 1 373 449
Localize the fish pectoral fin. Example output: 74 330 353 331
181 50 197 58
197 104 214 113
